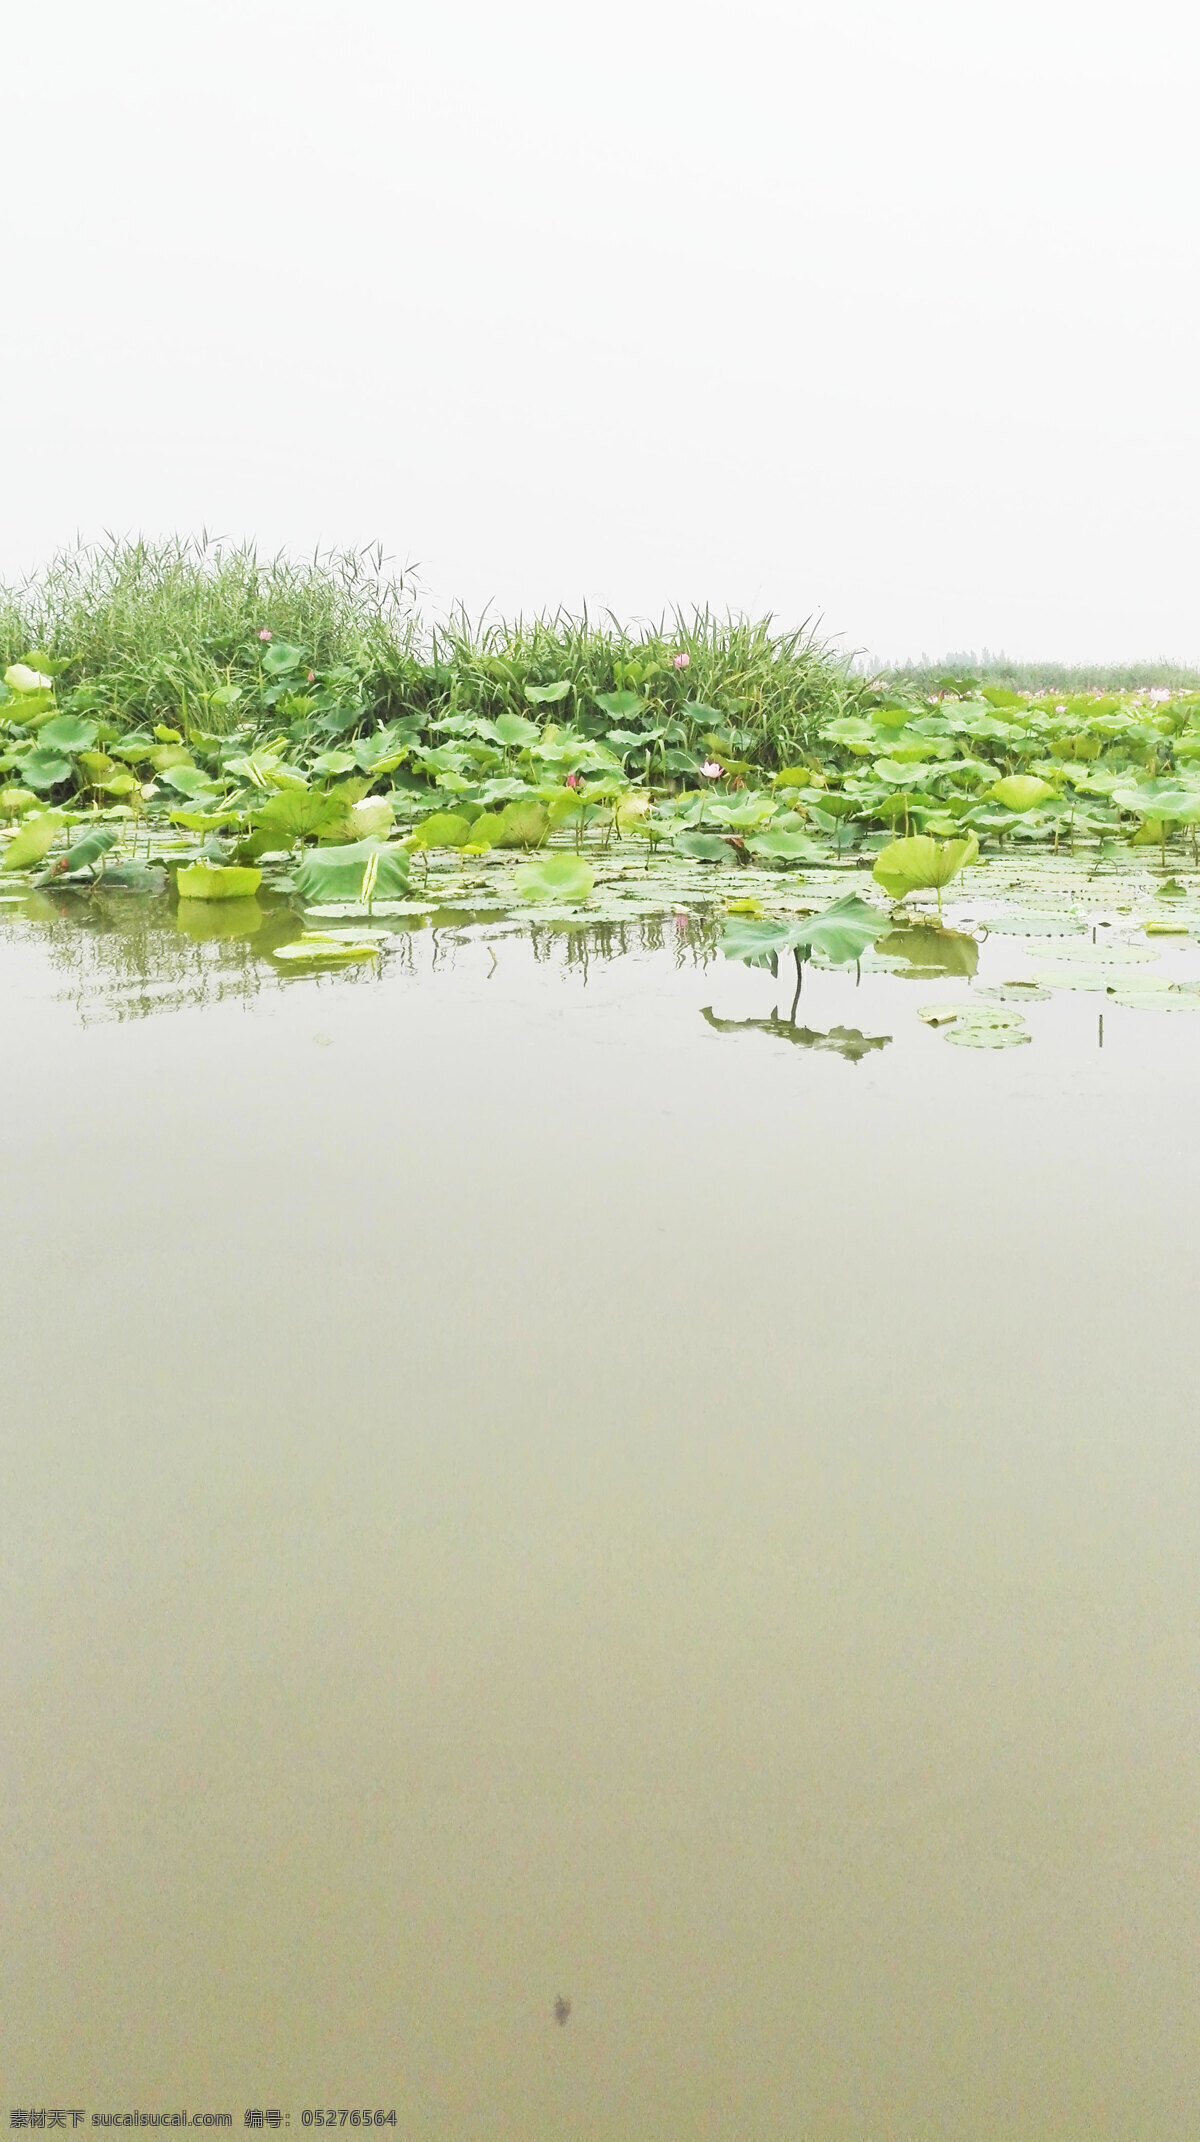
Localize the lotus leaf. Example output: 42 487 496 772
487 799 549 847
253 788 348 845
988 776 1055 811
2 810 66 870
1108 989 1200 1011
4 664 53 693
493 712 541 749
38 715 97 753
273 933 380 965
54 829 119 875
21 749 73 790
873 833 978 902
409 812 474 849
346 796 394 840
722 893 885 970
295 839 410 905
944 1019 1031 1048
674 832 734 862
513 856 596 903
261 640 305 674
176 863 264 901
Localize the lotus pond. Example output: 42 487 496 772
7 612 1200 2136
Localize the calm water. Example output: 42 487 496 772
3 896 1200 2136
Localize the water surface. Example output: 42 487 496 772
3 895 1200 2137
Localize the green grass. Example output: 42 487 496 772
0 536 864 762
881 654 1200 694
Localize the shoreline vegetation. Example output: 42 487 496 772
4 539 1200 930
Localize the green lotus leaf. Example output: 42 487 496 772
2 810 66 870
261 640 305 674
873 833 978 900
54 829 119 875
38 715 97 753
4 663 53 693
524 680 572 704
493 712 541 748
944 1020 1031 1047
252 787 348 844
176 863 264 901
295 839 410 905
721 893 885 971
673 832 734 862
409 811 474 849
748 829 825 864
0 787 39 817
273 932 380 965
21 749 73 790
161 765 220 797
346 795 394 840
987 776 1055 811
513 855 596 903
488 799 549 847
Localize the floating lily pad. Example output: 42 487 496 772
976 980 1051 1004
985 914 1086 936
1108 989 1200 1012
944 1018 1031 1048
272 933 381 965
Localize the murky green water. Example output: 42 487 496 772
4 887 1200 2136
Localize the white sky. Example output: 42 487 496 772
4 0 1198 663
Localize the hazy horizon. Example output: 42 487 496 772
5 0 1198 666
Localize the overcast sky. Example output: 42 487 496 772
4 0 1197 663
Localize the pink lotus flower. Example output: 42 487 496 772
307 670 315 682
258 628 272 642
701 759 722 779
671 651 690 669
565 772 582 790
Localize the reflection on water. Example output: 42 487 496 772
876 922 980 978
701 1006 891 1060
0 888 719 1024
5 897 1200 2135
